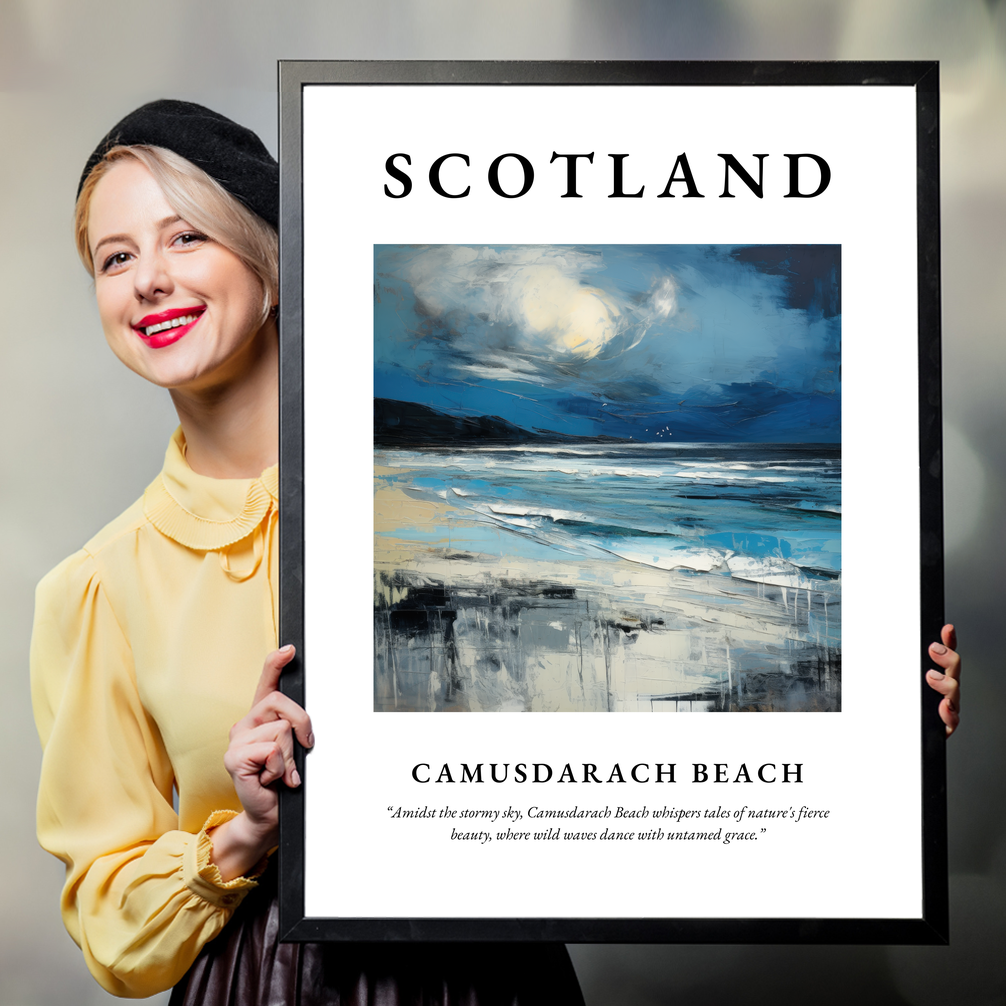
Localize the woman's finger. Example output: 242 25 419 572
224 739 287 787
233 718 301 788
939 697 961 737
231 690 313 750
926 668 960 737
252 644 296 707
244 690 313 749
255 742 287 787
925 668 959 704
941 623 957 653
928 688 960 736
928 624 961 738
928 641 961 681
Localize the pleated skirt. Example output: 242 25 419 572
169 870 585 1006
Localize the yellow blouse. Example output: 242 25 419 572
31 428 279 998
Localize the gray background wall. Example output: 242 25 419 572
1 2 1003 1003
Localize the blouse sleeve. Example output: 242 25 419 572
31 549 262 998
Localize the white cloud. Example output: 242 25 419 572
400 245 677 365
648 275 678 320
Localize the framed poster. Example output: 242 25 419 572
277 61 946 943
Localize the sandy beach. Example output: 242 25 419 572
374 472 841 713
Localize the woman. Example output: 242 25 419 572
31 100 586 1003
33 98 963 1003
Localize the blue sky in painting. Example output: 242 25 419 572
374 244 840 443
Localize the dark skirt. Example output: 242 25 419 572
169 870 585 1006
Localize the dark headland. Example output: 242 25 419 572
374 398 631 447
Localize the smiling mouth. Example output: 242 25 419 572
134 307 206 338
142 313 199 337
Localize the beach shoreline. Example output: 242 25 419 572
374 478 841 713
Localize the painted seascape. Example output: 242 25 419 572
374 245 841 712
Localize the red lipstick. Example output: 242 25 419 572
132 306 206 349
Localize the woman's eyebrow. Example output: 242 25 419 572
92 216 185 257
92 232 133 256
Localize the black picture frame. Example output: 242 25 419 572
277 60 945 944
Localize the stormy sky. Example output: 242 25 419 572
374 244 840 443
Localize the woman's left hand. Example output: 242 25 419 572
926 624 961 737
209 645 313 881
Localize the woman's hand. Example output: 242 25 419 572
926 624 961 737
209 645 314 881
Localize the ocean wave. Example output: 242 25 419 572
486 504 590 523
599 544 733 573
376 446 841 578
726 555 840 592
669 470 796 483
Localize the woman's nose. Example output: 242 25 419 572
133 249 173 302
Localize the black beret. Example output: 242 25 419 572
78 99 278 228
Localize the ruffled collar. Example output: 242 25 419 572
143 428 278 551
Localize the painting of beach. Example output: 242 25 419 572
374 245 841 712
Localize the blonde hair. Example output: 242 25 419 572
75 145 278 322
